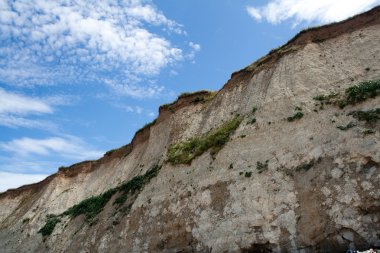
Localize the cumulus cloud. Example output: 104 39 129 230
0 171 49 192
0 0 198 98
246 0 380 26
0 135 103 160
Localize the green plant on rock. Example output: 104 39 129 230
312 80 380 109
313 92 338 102
295 160 314 172
39 164 161 236
38 216 61 236
348 108 380 123
167 116 243 164
345 80 380 104
244 171 252 178
63 188 117 221
256 160 268 173
287 112 304 122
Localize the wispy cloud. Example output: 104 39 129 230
246 0 380 26
0 114 57 130
0 135 103 161
0 88 52 114
0 88 59 129
0 0 199 98
105 79 166 99
0 171 48 192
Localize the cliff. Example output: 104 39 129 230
0 6 379 253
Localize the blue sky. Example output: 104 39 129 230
1 0 379 192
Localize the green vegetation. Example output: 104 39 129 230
114 164 160 206
252 107 257 114
167 116 243 164
39 164 161 236
313 80 380 109
192 92 217 104
348 108 380 123
161 91 217 111
345 80 380 105
38 216 61 236
249 118 256 124
337 122 356 131
244 171 252 178
63 188 117 221
313 92 338 102
287 112 304 122
136 119 157 134
256 160 268 173
22 218 30 224
295 161 314 172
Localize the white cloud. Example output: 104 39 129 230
246 0 380 26
105 79 165 99
0 114 57 130
0 88 62 129
187 42 201 61
0 88 52 114
0 0 198 98
246 7 262 21
0 136 103 160
0 171 48 193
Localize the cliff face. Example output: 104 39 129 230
0 7 379 253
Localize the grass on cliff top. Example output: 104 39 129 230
313 80 380 108
39 164 161 236
167 116 243 165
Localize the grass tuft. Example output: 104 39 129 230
167 116 243 164
256 160 269 173
38 216 61 236
287 112 304 122
348 108 380 123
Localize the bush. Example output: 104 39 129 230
38 216 61 236
244 171 252 177
167 116 243 164
256 160 268 173
313 92 338 102
287 112 304 122
348 108 380 123
312 80 379 109
345 80 380 104
63 188 117 221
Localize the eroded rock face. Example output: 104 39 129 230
0 7 379 253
